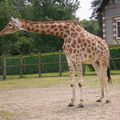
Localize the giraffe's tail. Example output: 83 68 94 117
107 67 112 84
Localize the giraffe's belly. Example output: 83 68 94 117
63 45 99 64
82 53 98 64
64 50 97 64
82 58 96 64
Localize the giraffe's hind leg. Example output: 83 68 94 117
98 61 111 103
92 62 104 102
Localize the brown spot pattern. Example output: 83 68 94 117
76 27 81 32
20 20 109 74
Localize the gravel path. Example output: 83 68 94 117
0 87 120 120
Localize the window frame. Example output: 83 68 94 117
115 0 120 4
116 19 120 40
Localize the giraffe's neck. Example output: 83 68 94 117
21 20 73 38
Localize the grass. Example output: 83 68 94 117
0 73 120 90
0 70 120 80
0 111 14 120
0 73 119 120
0 77 69 90
0 110 28 120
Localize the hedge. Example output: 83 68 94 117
88 47 120 71
0 52 68 75
0 47 120 75
110 47 120 70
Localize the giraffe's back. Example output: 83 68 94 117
63 28 109 64
81 33 109 64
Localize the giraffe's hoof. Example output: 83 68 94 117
78 104 84 108
96 99 102 102
106 99 111 104
67 103 74 107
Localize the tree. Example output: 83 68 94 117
23 0 80 53
0 0 80 54
91 0 102 19
80 19 101 37
91 0 103 37
0 0 20 55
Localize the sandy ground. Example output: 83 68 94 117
0 87 120 120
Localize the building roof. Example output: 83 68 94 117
97 0 110 12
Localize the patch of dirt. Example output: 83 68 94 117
0 87 120 120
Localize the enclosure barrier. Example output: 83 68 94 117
0 51 120 80
0 51 67 80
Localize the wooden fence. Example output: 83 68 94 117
0 51 120 80
0 51 66 80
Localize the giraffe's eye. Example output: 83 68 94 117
8 24 12 26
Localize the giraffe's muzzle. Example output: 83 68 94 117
0 32 4 36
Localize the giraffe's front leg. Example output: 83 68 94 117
68 75 76 107
77 63 84 108
66 56 76 107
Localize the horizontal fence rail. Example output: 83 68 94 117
0 51 120 80
0 51 68 80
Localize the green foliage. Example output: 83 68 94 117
0 48 120 75
29 0 79 21
0 0 20 55
0 0 80 55
0 74 120 90
23 0 79 53
0 52 68 75
81 19 101 37
110 47 120 70
16 36 34 54
110 47 120 58
88 47 120 71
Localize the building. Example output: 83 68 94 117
97 0 120 45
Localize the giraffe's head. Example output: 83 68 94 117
0 17 22 36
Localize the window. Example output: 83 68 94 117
113 0 115 4
115 0 120 3
116 20 120 39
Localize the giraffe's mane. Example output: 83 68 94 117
20 19 83 27
21 19 78 23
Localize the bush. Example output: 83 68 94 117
110 47 120 70
0 47 119 75
85 47 120 72
110 47 120 58
0 52 68 75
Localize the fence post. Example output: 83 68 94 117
20 54 24 78
38 52 42 77
59 50 62 76
2 54 6 80
83 64 85 76
110 57 117 70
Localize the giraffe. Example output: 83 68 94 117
0 17 111 107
